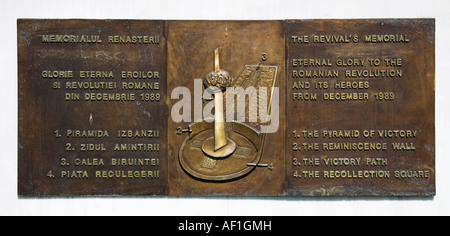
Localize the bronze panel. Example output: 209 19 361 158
18 20 168 196
18 19 434 197
286 19 435 196
166 21 286 196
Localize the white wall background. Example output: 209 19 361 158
1 0 449 216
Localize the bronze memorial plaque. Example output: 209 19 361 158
18 20 168 195
286 19 435 196
18 19 435 197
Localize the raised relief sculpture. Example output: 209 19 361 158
178 48 278 181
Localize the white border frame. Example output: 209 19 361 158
2 0 449 216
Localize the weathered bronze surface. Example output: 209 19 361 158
286 19 435 196
18 20 168 196
167 21 286 196
18 19 434 197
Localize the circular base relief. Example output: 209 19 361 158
178 129 260 181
